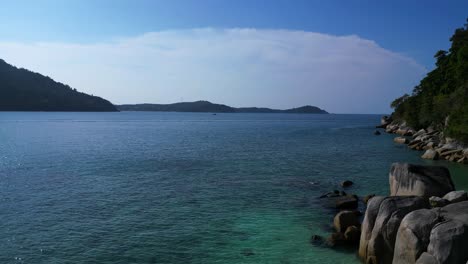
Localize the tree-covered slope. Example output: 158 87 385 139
118 101 328 114
0 59 117 111
391 19 468 142
119 101 235 112
282 105 328 114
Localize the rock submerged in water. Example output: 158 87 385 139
319 189 359 210
241 248 255 256
326 230 361 248
319 190 342 198
321 210 363 249
334 195 359 210
326 232 347 247
326 227 361 248
340 180 353 188
344 225 360 242
389 163 454 197
374 130 381 135
333 210 360 233
310 234 324 246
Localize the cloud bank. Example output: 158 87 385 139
0 28 426 113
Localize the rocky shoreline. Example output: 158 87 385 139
359 163 468 264
377 116 468 164
314 163 468 264
311 117 468 263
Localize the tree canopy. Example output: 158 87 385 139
0 59 117 111
391 19 468 142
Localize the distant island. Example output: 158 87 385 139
0 58 326 114
117 101 328 114
0 59 117 111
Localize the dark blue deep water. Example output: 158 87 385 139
0 112 467 264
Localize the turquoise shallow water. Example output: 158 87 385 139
0 112 467 264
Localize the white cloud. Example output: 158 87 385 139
0 28 426 113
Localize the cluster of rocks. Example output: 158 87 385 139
378 117 468 164
328 210 362 246
359 163 468 264
315 180 365 247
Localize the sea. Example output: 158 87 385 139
0 112 467 264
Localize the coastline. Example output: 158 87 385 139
357 162 468 264
377 116 467 164
317 165 468 264
314 116 468 263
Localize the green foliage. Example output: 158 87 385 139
390 94 409 109
0 59 116 111
392 19 468 143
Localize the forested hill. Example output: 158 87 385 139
391 19 468 142
118 101 328 114
0 59 117 111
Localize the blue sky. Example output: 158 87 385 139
0 0 467 113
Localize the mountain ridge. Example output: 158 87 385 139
0 59 117 111
117 100 328 114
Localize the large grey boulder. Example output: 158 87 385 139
394 137 409 144
359 196 386 260
437 142 461 155
386 124 399 133
415 252 438 264
359 196 429 264
421 149 438 160
396 128 409 136
425 202 468 264
393 209 439 263
394 201 468 264
426 220 468 264
424 141 436 150
442 190 468 203
389 163 454 197
413 129 427 139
